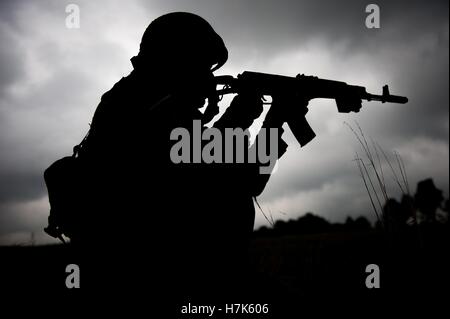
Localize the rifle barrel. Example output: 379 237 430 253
364 93 408 104
215 73 409 105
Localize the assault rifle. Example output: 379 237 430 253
214 71 408 147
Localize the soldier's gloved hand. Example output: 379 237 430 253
215 92 264 129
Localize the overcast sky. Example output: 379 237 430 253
0 0 448 245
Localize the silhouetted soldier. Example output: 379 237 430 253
72 12 291 298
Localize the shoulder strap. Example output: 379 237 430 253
72 127 91 158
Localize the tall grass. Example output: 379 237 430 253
345 121 412 229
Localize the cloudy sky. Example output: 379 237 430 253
0 0 448 245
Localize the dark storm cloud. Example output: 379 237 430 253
0 41 22 94
0 20 26 94
0 170 44 203
142 0 448 54
382 56 449 142
0 0 22 27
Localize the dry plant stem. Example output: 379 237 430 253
355 122 389 202
355 155 382 224
372 139 387 197
254 196 274 227
378 146 406 194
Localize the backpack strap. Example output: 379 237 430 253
72 127 91 158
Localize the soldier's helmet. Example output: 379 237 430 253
132 12 228 72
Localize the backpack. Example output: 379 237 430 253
43 132 89 243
